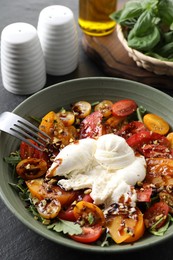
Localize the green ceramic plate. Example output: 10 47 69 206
1 77 173 253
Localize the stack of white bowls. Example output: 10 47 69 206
1 22 46 95
37 5 79 76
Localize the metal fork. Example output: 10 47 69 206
0 111 51 151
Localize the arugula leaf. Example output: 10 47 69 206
4 151 21 166
149 214 172 236
47 219 82 236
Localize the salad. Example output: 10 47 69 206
5 98 173 246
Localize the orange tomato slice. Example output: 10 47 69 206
143 113 169 135
26 178 78 206
39 111 65 140
125 208 145 243
107 208 145 244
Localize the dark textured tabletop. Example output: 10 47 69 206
1 1 173 259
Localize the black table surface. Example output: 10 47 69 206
1 1 173 259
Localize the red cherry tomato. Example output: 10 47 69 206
144 201 169 229
58 207 76 222
70 225 103 244
111 99 137 117
79 111 104 139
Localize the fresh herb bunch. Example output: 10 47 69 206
110 0 173 61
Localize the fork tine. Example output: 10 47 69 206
7 129 44 151
17 118 51 141
13 120 50 144
11 125 48 147
0 111 51 152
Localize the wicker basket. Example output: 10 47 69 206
116 24 173 76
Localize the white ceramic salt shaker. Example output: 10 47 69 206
37 5 79 76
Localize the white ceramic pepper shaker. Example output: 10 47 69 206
1 22 46 95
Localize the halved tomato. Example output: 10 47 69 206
73 201 105 226
70 225 103 243
94 100 113 117
143 113 169 135
144 201 169 229
36 198 61 219
111 99 137 117
16 158 47 180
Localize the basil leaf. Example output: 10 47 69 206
158 0 173 27
157 42 173 58
128 25 160 52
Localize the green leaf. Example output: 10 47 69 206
158 0 173 27
110 1 143 26
4 151 21 166
136 106 147 122
48 219 82 236
128 25 160 52
149 214 171 236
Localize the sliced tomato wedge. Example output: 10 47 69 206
136 186 152 202
144 201 169 229
118 121 147 139
70 225 103 243
20 139 45 160
139 143 172 158
126 131 170 150
79 111 104 139
111 99 137 117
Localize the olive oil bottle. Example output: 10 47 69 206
78 0 117 36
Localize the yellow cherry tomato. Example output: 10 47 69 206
73 201 105 226
57 110 75 126
36 198 61 219
72 101 91 119
94 100 113 117
167 132 173 148
143 113 169 135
